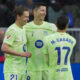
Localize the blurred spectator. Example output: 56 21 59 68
0 0 16 27
0 0 8 27
48 1 63 23
76 0 80 3
0 7 7 27
33 0 38 2
16 0 25 5
62 4 80 28
24 0 34 21
5 0 16 27
57 0 76 6
67 12 74 28
0 30 5 62
37 0 49 5
0 29 5 80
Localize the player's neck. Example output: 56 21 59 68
15 20 23 29
33 18 43 25
57 29 66 33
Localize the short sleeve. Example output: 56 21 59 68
3 28 16 46
73 39 76 47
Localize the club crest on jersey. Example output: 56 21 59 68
7 35 11 39
35 40 44 48
43 31 48 36
51 40 55 45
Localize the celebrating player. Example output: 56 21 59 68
24 2 57 80
1 6 32 80
43 15 76 80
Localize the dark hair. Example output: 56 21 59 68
14 6 29 19
7 0 16 11
57 15 69 30
33 2 46 10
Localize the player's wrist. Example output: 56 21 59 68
19 53 24 57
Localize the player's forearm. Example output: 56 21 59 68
1 43 22 56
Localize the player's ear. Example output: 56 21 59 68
17 14 21 20
66 23 69 29
65 24 68 30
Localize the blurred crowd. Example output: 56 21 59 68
0 30 5 62
0 0 80 28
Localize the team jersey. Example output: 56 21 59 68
3 23 27 74
43 32 76 80
24 21 57 71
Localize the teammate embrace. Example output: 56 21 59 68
2 2 76 80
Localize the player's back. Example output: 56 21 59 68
44 32 76 80
24 21 57 71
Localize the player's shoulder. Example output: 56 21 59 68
23 21 33 28
44 21 56 27
67 33 76 43
45 33 56 40
6 23 17 33
43 34 56 45
45 21 57 31
27 21 33 25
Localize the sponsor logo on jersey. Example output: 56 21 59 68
51 40 55 45
35 40 44 48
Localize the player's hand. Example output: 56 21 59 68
21 52 32 58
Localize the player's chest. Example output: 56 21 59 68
16 31 27 42
27 29 52 38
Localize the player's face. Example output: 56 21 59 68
20 11 29 25
34 6 46 20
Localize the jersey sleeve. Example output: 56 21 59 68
73 39 76 47
3 28 16 46
71 37 76 48
50 23 57 32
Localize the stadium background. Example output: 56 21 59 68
0 0 80 80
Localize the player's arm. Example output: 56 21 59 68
1 28 31 58
1 43 31 58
